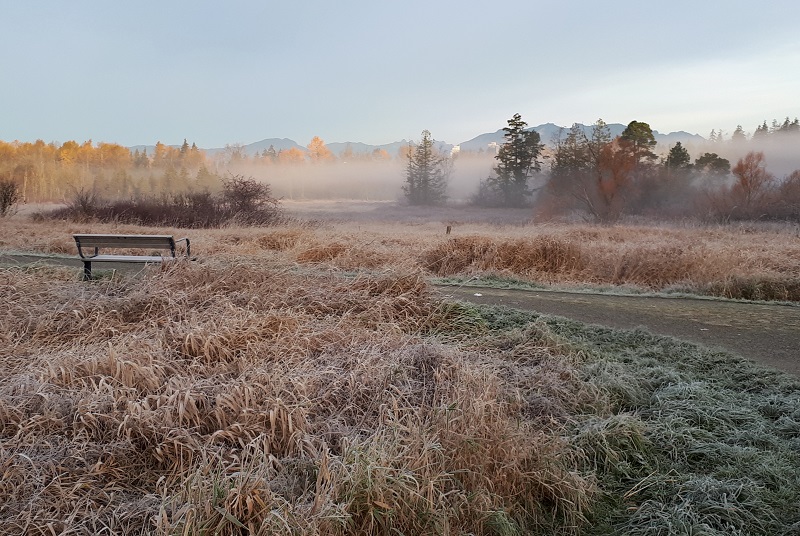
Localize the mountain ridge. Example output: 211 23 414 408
131 123 706 158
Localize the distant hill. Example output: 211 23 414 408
129 143 180 155
457 123 625 152
202 138 306 156
653 130 705 146
456 123 701 153
241 138 305 155
328 140 407 158
128 124 706 158
324 140 453 158
131 139 308 157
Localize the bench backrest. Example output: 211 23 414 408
74 234 175 249
74 234 176 258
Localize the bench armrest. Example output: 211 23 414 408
175 237 191 257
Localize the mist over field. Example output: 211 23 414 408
674 136 799 179
207 129 800 228
224 153 495 203
226 131 800 203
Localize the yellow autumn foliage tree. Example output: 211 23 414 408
307 136 335 163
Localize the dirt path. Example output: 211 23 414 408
437 285 800 376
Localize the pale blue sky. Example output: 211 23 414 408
2 1 798 147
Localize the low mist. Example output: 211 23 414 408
674 136 800 180
224 154 495 203
2 125 799 225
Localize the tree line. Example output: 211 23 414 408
402 114 800 222
2 114 800 223
0 135 391 203
0 138 216 202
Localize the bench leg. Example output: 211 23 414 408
83 261 92 281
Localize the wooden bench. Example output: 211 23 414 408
73 234 190 280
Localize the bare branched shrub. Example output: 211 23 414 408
221 173 283 224
0 179 21 217
40 175 286 228
67 188 102 219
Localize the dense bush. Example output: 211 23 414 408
42 175 286 228
0 179 21 216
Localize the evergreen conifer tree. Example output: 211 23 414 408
486 113 543 207
403 130 449 205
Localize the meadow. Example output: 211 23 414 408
7 203 800 301
1 208 800 534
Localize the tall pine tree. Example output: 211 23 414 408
486 113 543 207
403 130 449 206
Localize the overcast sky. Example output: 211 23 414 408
2 1 798 148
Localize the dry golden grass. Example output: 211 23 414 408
3 214 800 532
1 246 600 534
3 218 800 299
233 221 798 299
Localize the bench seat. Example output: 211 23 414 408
84 254 176 263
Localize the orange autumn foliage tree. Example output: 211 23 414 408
730 151 775 216
540 120 638 222
592 140 638 221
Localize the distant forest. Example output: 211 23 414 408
1 116 799 222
